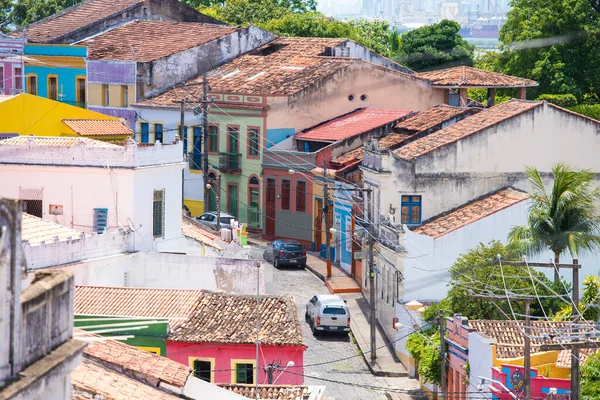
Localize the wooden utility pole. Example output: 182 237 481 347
322 162 332 278
367 188 376 363
500 258 582 400
470 294 532 399
201 74 210 214
439 310 447 400
215 174 222 231
173 99 188 209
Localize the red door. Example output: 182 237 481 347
265 178 276 236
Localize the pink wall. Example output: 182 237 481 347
491 365 570 399
166 341 306 385
0 38 25 95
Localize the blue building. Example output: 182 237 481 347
333 183 356 274
24 44 87 107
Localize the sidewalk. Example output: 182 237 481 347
305 253 362 294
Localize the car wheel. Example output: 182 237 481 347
305 310 310 321
300 263 306 269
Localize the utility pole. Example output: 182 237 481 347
470 294 532 400
439 310 447 400
367 188 376 363
173 99 187 209
500 258 583 400
255 261 260 400
266 364 274 384
322 161 332 278
215 174 222 231
201 74 210 214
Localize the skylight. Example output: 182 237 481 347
280 66 305 71
221 70 240 79
247 72 266 81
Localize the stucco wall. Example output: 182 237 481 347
468 332 496 399
166 342 304 385
330 41 413 74
266 63 446 133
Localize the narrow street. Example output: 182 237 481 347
249 244 422 400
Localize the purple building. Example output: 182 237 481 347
0 33 25 96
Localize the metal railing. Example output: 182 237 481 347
218 152 241 172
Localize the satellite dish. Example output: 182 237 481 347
127 217 138 232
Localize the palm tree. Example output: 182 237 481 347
508 163 600 282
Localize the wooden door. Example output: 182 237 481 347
314 199 323 250
265 178 276 236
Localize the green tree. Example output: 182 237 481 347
508 164 600 282
498 0 600 99
406 330 442 385
10 0 83 28
554 275 600 322
395 20 475 71
445 241 570 319
261 12 354 38
581 351 600 400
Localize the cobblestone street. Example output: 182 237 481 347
249 244 422 400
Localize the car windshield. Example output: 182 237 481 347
283 244 303 251
322 306 346 315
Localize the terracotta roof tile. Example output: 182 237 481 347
330 132 412 165
295 108 413 142
413 188 530 238
220 384 309 400
417 66 538 88
83 20 238 62
469 320 597 359
74 286 204 329
0 136 121 148
395 104 476 133
21 213 86 245
14 0 144 43
72 359 179 400
557 348 599 368
63 119 133 136
182 216 223 250
394 100 542 160
168 291 304 346
75 329 191 388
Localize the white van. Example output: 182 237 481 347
305 295 351 335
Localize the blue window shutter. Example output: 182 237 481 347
141 122 149 143
93 208 108 234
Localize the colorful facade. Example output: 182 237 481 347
24 44 87 106
0 93 132 140
0 33 25 96
87 60 136 129
490 365 570 400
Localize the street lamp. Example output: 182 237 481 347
272 361 296 385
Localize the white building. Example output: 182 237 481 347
359 100 600 356
0 136 185 253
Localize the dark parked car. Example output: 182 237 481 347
264 239 307 268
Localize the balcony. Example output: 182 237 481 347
188 152 203 170
218 152 241 173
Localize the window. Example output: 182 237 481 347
323 306 347 315
121 85 128 107
22 200 43 218
234 363 254 384
153 190 165 238
48 76 58 100
76 77 85 105
248 127 259 157
208 125 218 153
154 123 163 143
27 75 37 96
140 122 149 143
227 126 239 154
193 360 212 382
0 67 3 92
192 126 202 153
14 67 22 92
401 195 421 225
281 179 291 210
92 208 108 234
228 184 238 219
102 84 109 106
183 126 188 154
296 181 306 212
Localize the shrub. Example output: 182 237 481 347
569 104 600 121
536 94 578 107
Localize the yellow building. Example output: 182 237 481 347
0 93 132 141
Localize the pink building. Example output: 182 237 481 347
0 33 24 96
445 315 472 399
166 291 306 386
490 365 570 399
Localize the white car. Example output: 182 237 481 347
305 295 350 335
195 212 235 230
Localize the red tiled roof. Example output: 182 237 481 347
182 216 223 250
14 0 144 43
413 188 530 238
395 104 476 133
63 119 133 137
74 286 204 329
75 329 191 388
83 20 238 62
394 100 542 160
0 136 121 148
469 320 597 359
168 291 304 346
295 108 413 142
417 66 538 88
220 384 309 399
21 213 85 245
72 359 179 400
330 132 412 164
557 348 599 368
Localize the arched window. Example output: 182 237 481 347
207 172 217 212
248 176 260 228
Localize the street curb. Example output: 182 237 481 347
305 263 326 283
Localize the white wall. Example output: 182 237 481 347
50 252 270 295
468 332 496 399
